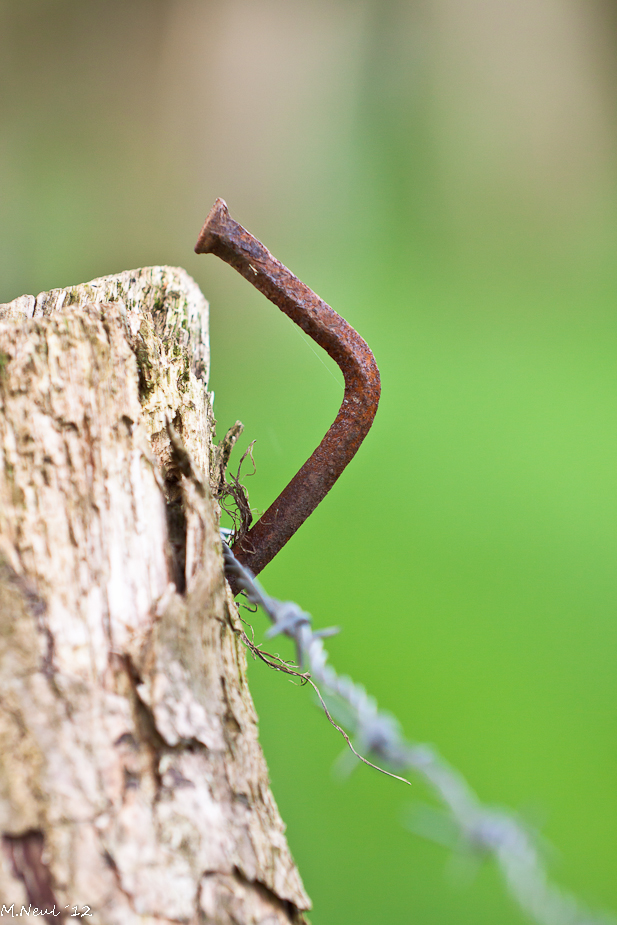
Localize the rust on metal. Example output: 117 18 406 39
195 198 380 578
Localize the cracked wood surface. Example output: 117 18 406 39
0 268 310 924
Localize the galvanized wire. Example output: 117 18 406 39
222 536 613 925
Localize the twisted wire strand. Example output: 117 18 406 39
222 537 613 925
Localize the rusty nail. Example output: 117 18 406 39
195 199 381 580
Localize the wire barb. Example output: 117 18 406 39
222 535 614 925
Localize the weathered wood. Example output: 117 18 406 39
0 268 310 923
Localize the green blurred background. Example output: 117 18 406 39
1 1 616 921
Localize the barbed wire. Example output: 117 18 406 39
222 536 613 925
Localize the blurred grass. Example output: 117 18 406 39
1 1 616 922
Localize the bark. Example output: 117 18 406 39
0 268 310 924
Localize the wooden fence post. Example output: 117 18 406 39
0 268 309 924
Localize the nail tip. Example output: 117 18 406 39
194 197 231 253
